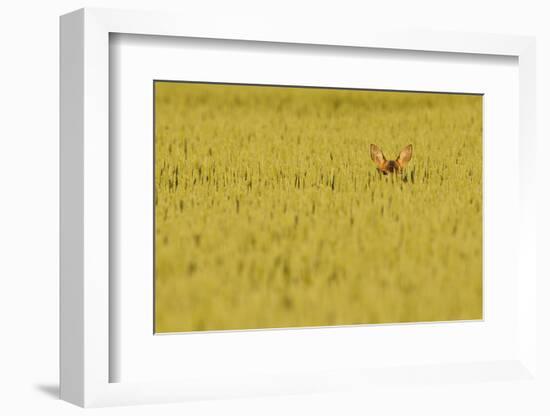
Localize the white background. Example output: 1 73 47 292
1 1 549 415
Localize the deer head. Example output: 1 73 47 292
370 144 413 175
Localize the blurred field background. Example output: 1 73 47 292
154 82 482 333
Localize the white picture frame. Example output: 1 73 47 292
60 7 538 408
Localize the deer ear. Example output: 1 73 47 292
396 144 413 168
370 144 386 168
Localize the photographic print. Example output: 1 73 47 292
154 81 482 333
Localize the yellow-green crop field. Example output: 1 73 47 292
154 82 482 333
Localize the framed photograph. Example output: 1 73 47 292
60 8 538 408
152 82 481 334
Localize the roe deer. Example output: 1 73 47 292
370 144 413 175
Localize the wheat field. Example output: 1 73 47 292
154 81 482 333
